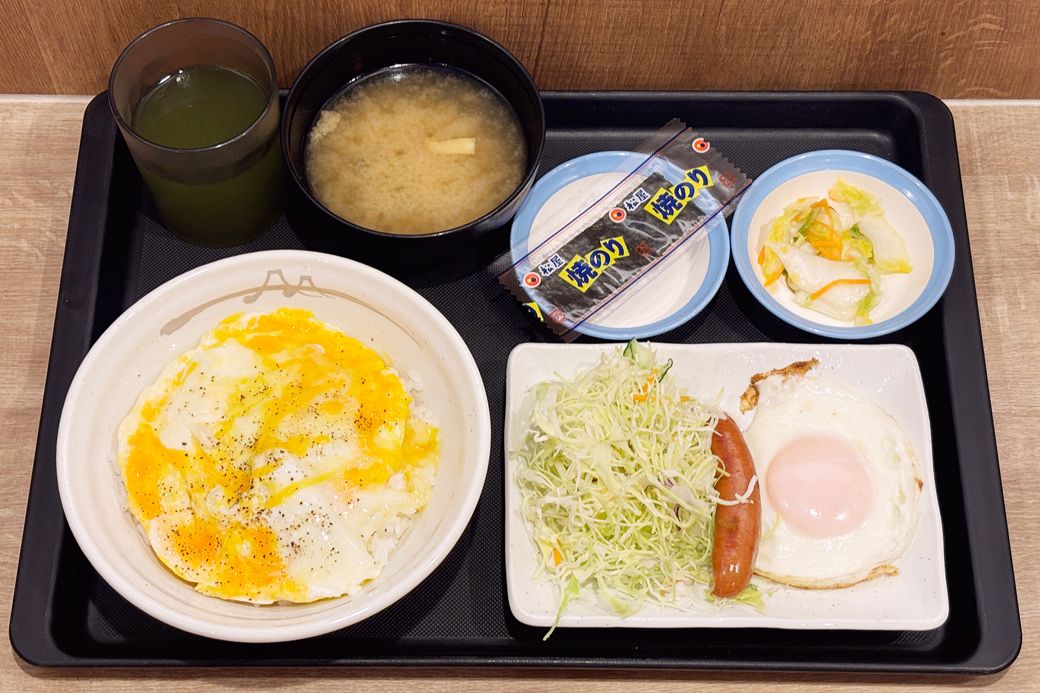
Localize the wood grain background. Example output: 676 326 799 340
1 0 1039 97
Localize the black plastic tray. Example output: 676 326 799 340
10 91 1021 672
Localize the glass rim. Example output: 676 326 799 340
108 17 278 155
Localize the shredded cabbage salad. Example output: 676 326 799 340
514 341 726 634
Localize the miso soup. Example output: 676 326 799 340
305 66 526 235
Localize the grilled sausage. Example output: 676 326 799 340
711 415 761 598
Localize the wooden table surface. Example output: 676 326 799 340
0 96 1036 691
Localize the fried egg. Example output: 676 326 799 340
742 366 921 588
116 308 438 604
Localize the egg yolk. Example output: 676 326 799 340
765 433 874 538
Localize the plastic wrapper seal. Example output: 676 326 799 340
493 120 751 340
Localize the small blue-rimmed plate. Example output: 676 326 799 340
731 150 955 339
510 151 729 340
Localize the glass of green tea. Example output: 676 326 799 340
109 18 284 246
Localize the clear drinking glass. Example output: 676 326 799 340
109 18 285 246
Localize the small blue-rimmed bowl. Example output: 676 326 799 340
731 150 955 339
510 151 729 340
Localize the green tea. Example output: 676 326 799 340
133 65 267 148
131 65 284 245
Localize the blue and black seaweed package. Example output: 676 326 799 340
497 123 750 340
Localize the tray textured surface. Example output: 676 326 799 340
9 92 1020 672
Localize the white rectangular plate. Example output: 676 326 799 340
504 342 948 631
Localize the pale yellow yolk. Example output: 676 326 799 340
120 307 438 602
766 433 874 539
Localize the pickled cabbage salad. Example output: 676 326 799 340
756 179 911 324
514 341 727 633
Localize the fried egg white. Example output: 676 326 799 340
743 371 921 588
116 308 438 604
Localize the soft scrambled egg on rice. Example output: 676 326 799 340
117 307 438 603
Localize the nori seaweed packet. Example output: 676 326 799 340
493 120 751 341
